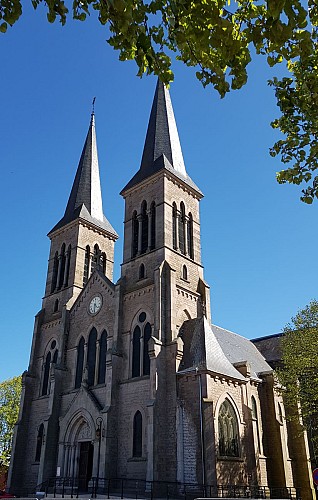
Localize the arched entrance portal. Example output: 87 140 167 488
62 415 94 492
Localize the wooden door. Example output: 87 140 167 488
78 442 94 492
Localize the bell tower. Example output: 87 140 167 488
120 79 210 339
43 112 118 320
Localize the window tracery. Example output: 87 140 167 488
131 312 152 378
218 399 240 457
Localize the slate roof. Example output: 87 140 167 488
178 318 273 381
252 333 283 369
179 317 246 381
121 80 202 196
213 324 273 380
49 114 117 237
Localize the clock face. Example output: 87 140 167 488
89 295 102 315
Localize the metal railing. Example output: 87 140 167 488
36 477 302 500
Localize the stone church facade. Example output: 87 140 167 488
8 81 315 499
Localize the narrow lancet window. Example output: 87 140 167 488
35 424 44 462
179 203 186 255
150 201 156 250
172 202 178 250
64 244 71 286
51 251 59 293
58 243 66 290
187 213 194 260
42 352 51 396
133 411 143 457
141 201 148 254
182 265 188 281
132 326 141 378
132 211 139 258
139 263 145 280
75 337 85 389
83 245 90 286
143 322 151 376
87 328 97 387
98 330 107 385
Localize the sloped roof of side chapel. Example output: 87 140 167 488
49 113 118 237
121 79 203 196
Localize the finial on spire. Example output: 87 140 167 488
92 97 96 115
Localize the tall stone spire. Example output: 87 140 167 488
49 113 117 237
121 79 201 194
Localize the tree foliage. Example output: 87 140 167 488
0 376 22 467
1 0 318 201
277 300 318 456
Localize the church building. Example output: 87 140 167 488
8 81 315 500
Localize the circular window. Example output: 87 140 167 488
51 340 56 350
139 312 146 323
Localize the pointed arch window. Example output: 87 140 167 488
64 244 71 287
251 396 261 452
187 213 194 260
101 252 107 275
218 399 240 457
179 202 186 255
172 202 178 250
83 245 90 286
42 352 51 396
98 330 107 385
182 265 188 281
150 201 156 250
53 299 59 313
139 263 145 280
58 243 66 290
132 326 141 378
141 201 148 254
35 424 44 462
51 251 59 293
132 211 139 258
131 314 152 378
143 323 151 376
87 328 97 387
91 244 100 274
75 337 85 389
133 411 143 457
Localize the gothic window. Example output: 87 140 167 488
58 243 66 290
53 299 59 313
150 201 156 250
51 251 59 292
52 349 58 364
132 326 141 378
179 202 186 255
133 411 143 457
277 402 283 424
251 396 261 451
187 213 194 260
41 352 51 396
87 328 97 387
141 201 148 254
98 330 107 385
218 399 240 457
139 263 145 280
64 244 71 287
131 313 152 378
91 244 101 273
182 265 188 281
132 211 139 258
75 337 85 389
35 424 44 462
143 323 151 376
83 245 90 286
101 252 107 274
172 202 178 250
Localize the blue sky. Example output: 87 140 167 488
1 5 317 382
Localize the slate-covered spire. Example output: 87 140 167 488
49 113 117 237
121 79 202 194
